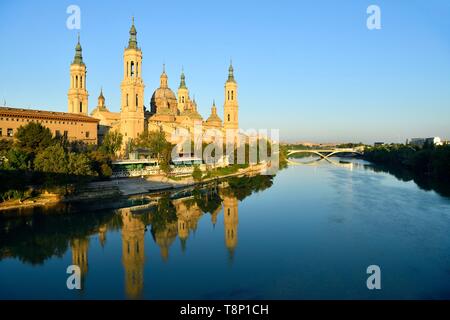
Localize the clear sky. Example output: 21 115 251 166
0 0 449 143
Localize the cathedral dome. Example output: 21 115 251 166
150 65 178 115
206 101 222 127
150 88 178 114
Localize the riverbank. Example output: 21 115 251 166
0 163 269 212
0 192 61 212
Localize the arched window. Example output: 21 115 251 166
75 76 78 88
182 96 185 103
228 114 230 122
136 62 139 77
79 102 82 113
80 76 83 89
231 90 234 100
228 91 230 100
130 61 135 77
136 94 138 107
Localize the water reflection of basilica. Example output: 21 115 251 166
69 187 240 299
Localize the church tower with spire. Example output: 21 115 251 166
120 17 145 144
177 68 189 114
223 61 238 131
68 34 89 115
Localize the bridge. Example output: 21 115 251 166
287 148 363 160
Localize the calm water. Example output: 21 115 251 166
1 159 450 299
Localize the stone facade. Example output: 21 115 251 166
0 106 99 144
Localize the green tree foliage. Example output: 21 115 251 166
34 144 68 174
4 147 30 170
34 144 97 177
0 139 13 155
89 150 113 178
68 152 94 176
192 164 202 181
134 129 173 174
364 144 450 179
99 130 123 156
14 122 53 157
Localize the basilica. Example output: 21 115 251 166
67 18 239 150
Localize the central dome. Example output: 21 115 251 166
150 66 178 115
150 87 178 114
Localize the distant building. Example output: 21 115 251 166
409 137 442 148
0 106 99 144
374 142 384 147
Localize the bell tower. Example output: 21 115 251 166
223 194 239 261
223 61 238 130
68 34 89 115
177 67 189 114
120 17 145 144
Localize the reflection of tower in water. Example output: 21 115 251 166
222 194 239 261
121 210 146 300
70 238 89 290
153 222 178 261
173 198 203 254
98 224 107 247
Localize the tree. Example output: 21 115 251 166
15 122 53 156
68 152 94 176
4 147 29 170
192 165 202 181
134 129 173 175
88 150 113 178
100 130 123 156
34 144 68 174
0 139 13 156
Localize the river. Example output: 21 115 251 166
1 158 450 299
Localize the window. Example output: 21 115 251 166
80 76 83 88
182 96 185 103
75 75 78 88
136 62 139 77
231 90 234 100
64 131 68 138
228 114 230 122
136 94 138 107
0 128 2 136
130 61 135 77
126 94 129 107
7 128 13 137
228 91 230 100
55 130 61 137
85 131 90 138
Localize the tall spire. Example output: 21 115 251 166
99 87 104 100
212 100 217 114
160 64 168 88
227 59 235 83
128 16 138 49
72 33 84 65
179 67 187 89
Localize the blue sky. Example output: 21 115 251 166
0 0 449 143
